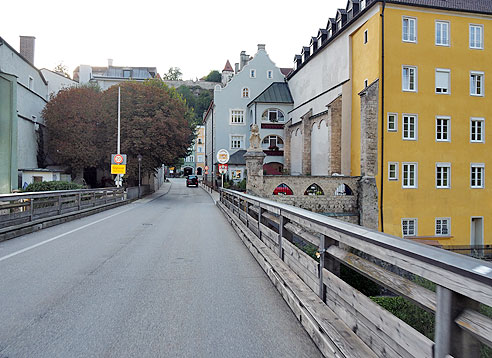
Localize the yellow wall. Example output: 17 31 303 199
195 126 206 172
380 6 492 245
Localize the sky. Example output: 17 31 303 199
1 0 348 80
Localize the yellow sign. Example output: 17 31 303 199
111 164 126 174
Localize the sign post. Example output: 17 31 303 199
111 154 127 186
216 149 230 188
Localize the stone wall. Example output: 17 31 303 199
360 79 379 177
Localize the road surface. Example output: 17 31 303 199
0 179 322 358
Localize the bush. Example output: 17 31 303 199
23 181 85 192
238 179 247 191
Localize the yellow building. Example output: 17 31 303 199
288 0 491 247
195 125 206 176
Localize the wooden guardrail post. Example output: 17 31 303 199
318 235 326 301
258 204 263 241
435 286 481 358
278 214 284 259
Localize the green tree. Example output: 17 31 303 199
162 67 182 81
203 70 221 82
53 63 71 78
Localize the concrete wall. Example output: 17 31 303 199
290 127 303 175
0 73 18 193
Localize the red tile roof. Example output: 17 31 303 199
280 68 293 76
223 60 234 72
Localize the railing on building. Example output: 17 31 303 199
220 188 492 358
0 188 125 229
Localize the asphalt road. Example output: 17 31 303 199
0 179 322 358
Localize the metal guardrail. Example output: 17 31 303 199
220 188 492 358
0 188 125 229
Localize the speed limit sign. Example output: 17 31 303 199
111 154 127 165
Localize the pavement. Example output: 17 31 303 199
0 178 322 358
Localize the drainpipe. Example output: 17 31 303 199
380 0 386 232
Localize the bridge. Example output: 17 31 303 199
0 179 491 357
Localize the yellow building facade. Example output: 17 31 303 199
350 3 492 246
195 125 206 176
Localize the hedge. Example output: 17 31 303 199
23 181 85 192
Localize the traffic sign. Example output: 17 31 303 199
217 149 230 164
218 164 228 175
204 165 209 171
205 170 209 175
111 154 127 165
111 164 126 174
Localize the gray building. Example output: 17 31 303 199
204 44 292 184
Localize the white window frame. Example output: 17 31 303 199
469 24 484 49
402 114 418 140
402 162 418 188
388 162 399 181
229 109 245 125
435 218 451 236
470 71 484 96
436 162 451 189
470 117 485 143
242 87 249 98
402 218 418 237
471 163 485 188
230 134 245 150
364 30 368 44
267 70 273 79
402 17 417 43
387 113 398 132
435 20 450 46
360 0 366 10
250 69 256 78
436 116 451 142
402 66 417 92
435 68 450 94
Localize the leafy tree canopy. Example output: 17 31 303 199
162 67 182 81
53 63 71 78
203 70 221 82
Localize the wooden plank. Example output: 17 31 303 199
455 309 492 347
282 248 320 293
327 245 437 312
282 238 319 277
260 223 277 243
322 267 434 358
284 222 321 247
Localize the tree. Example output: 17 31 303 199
162 67 182 81
53 63 71 78
203 70 221 82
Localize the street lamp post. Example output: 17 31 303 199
137 154 142 198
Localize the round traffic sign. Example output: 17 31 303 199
217 149 230 164
204 165 209 171
114 154 124 164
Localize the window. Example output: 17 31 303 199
387 113 398 132
364 79 368 88
364 30 368 44
197 146 203 152
197 155 204 163
402 17 417 42
402 114 417 140
250 69 256 78
361 0 366 10
435 218 450 236
402 163 417 188
232 170 242 180
261 108 285 122
198 138 202 144
337 20 342 30
123 70 131 78
435 21 450 46
470 24 484 49
262 135 284 149
470 118 485 143
471 163 485 188
230 109 244 124
436 117 450 142
436 163 451 188
267 70 273 79
402 66 417 92
470 72 484 96
242 88 249 98
28 76 33 90
388 162 399 180
230 135 245 149
435 69 450 94
402 218 417 237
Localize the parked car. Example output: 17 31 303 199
186 175 198 187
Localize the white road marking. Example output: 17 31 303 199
0 207 134 264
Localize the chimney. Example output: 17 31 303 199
108 58 113 67
19 36 35 64
234 63 239 74
239 51 249 71
257 44 266 51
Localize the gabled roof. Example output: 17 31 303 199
228 150 247 165
386 0 492 14
280 68 293 76
223 60 234 72
248 82 293 106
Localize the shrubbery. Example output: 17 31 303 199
23 181 85 192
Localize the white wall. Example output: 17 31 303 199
40 69 77 96
311 120 330 175
290 128 303 175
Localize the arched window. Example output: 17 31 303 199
273 183 293 195
335 183 354 196
261 108 285 122
304 184 324 196
262 135 284 150
242 87 249 98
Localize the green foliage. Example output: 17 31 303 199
238 179 247 191
203 70 221 82
162 67 182 81
24 181 84 192
53 63 71 79
371 296 435 339
413 275 437 292
176 85 213 126
341 265 381 296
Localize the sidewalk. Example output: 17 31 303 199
200 182 219 203
134 181 172 204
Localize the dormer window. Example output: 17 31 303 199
123 70 131 78
337 20 342 30
250 69 256 78
361 0 366 10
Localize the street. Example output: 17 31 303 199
0 179 322 358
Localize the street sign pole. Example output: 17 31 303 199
221 174 224 188
116 87 121 187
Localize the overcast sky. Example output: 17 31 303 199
1 0 347 80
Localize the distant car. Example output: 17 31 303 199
186 175 198 187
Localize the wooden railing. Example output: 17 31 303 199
220 188 492 358
0 188 125 229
